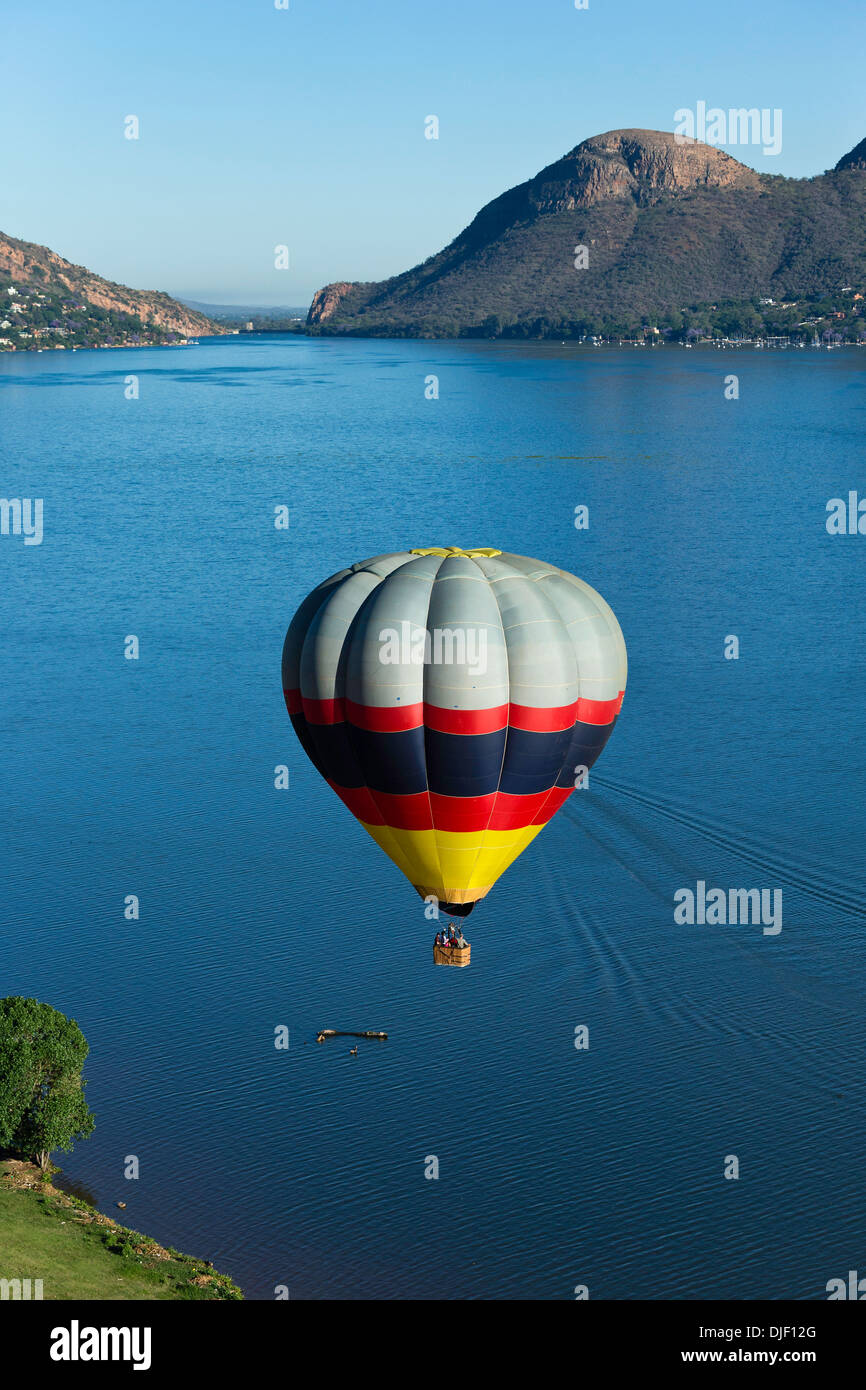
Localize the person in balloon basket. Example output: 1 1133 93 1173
434 923 467 950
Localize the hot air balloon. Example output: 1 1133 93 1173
281 547 626 922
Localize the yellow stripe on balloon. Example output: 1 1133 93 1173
359 821 544 905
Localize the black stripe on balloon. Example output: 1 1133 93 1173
554 718 618 788
290 716 614 799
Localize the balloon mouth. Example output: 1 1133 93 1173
438 901 475 918
410 547 502 559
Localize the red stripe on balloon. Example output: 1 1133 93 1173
345 700 511 734
328 784 432 828
303 695 345 724
508 702 578 732
429 792 496 830
286 689 624 731
369 790 434 829
576 694 623 726
290 693 509 734
487 787 574 829
509 696 623 730
328 782 385 825
325 783 573 833
344 699 423 732
423 705 509 734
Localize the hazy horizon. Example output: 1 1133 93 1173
176 294 310 311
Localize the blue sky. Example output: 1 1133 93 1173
2 0 863 305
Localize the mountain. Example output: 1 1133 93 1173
0 231 225 350
307 129 866 337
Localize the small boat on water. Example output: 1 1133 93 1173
316 1029 387 1043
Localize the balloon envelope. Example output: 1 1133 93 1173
282 548 626 914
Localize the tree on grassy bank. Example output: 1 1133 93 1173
0 997 95 1171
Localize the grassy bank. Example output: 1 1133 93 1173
0 1160 242 1300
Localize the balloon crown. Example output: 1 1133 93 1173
410 546 502 558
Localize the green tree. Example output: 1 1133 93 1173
476 313 499 338
0 997 95 1170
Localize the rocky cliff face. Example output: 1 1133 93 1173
522 129 762 215
0 231 223 338
307 281 359 326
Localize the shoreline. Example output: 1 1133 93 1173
1 332 864 357
0 334 228 356
0 1159 243 1300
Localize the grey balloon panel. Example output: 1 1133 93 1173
551 568 628 694
350 552 414 579
285 551 410 692
474 568 579 709
282 569 351 690
533 572 626 702
290 550 626 714
299 569 385 701
479 552 561 582
478 552 626 701
346 555 443 707
424 557 509 710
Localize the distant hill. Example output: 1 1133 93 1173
179 299 308 321
307 129 866 339
0 231 225 351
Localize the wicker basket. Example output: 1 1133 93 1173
433 943 471 967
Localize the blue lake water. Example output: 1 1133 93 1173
1 335 864 1300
